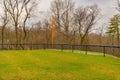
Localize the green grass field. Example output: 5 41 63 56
0 50 120 80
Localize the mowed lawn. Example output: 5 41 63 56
0 50 120 80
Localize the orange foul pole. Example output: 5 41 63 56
51 17 55 49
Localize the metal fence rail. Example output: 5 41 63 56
0 43 120 57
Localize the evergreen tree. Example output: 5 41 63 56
107 14 120 44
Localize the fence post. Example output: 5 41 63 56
44 44 46 50
72 45 74 53
61 44 63 51
103 46 106 57
46 43 48 49
85 45 88 55
30 44 32 50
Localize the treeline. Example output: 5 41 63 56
0 0 120 46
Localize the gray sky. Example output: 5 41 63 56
38 0 119 27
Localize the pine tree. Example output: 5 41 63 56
107 14 120 44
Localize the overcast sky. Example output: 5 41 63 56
38 0 119 27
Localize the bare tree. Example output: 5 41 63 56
22 1 37 42
0 6 9 49
51 0 63 32
115 0 120 45
43 20 51 44
61 0 74 43
51 0 74 43
117 0 120 11
74 4 100 44
1 14 8 48
3 0 38 45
